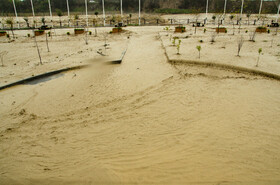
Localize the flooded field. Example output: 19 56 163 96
0 26 280 184
1 61 280 184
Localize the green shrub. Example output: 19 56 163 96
89 31 92 35
27 33 30 37
204 28 206 33
6 34 10 38
0 31 6 33
245 30 248 33
199 40 203 43
257 26 266 29
109 31 113 34
74 28 85 31
267 29 270 34
48 31 51 36
67 32 70 35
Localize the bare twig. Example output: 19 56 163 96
0 51 8 67
237 36 244 56
45 33 50 52
249 31 256 42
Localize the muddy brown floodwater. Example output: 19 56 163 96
0 34 280 185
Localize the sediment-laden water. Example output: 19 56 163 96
0 33 280 184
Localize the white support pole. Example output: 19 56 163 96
102 0 106 26
12 0 19 28
66 0 70 17
85 0 88 27
30 0 35 24
276 3 280 22
223 0 227 18
66 0 70 26
240 0 244 20
121 0 123 17
48 0 53 27
139 0 141 25
206 0 209 22
258 0 263 19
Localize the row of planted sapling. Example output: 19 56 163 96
169 28 268 68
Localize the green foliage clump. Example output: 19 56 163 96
267 29 270 34
89 31 92 35
56 9 63 17
204 28 206 33
27 33 30 37
67 32 70 35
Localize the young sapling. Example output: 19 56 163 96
176 39 181 55
196 45 201 59
256 48 262 67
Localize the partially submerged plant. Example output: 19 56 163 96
0 51 8 67
237 36 244 56
196 45 201 59
6 18 15 39
74 14 79 26
246 13 251 25
56 9 63 27
33 29 42 65
212 15 216 25
172 37 178 46
249 31 256 42
256 48 262 67
176 39 181 54
211 32 217 43
45 33 50 52
41 17 46 26
24 17 29 27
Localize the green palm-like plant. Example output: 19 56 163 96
196 45 201 59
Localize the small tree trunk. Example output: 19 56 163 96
256 54 260 67
11 25 15 39
33 30 42 65
238 22 241 34
85 28 88 45
46 33 50 52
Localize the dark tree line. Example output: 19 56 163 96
0 0 279 15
